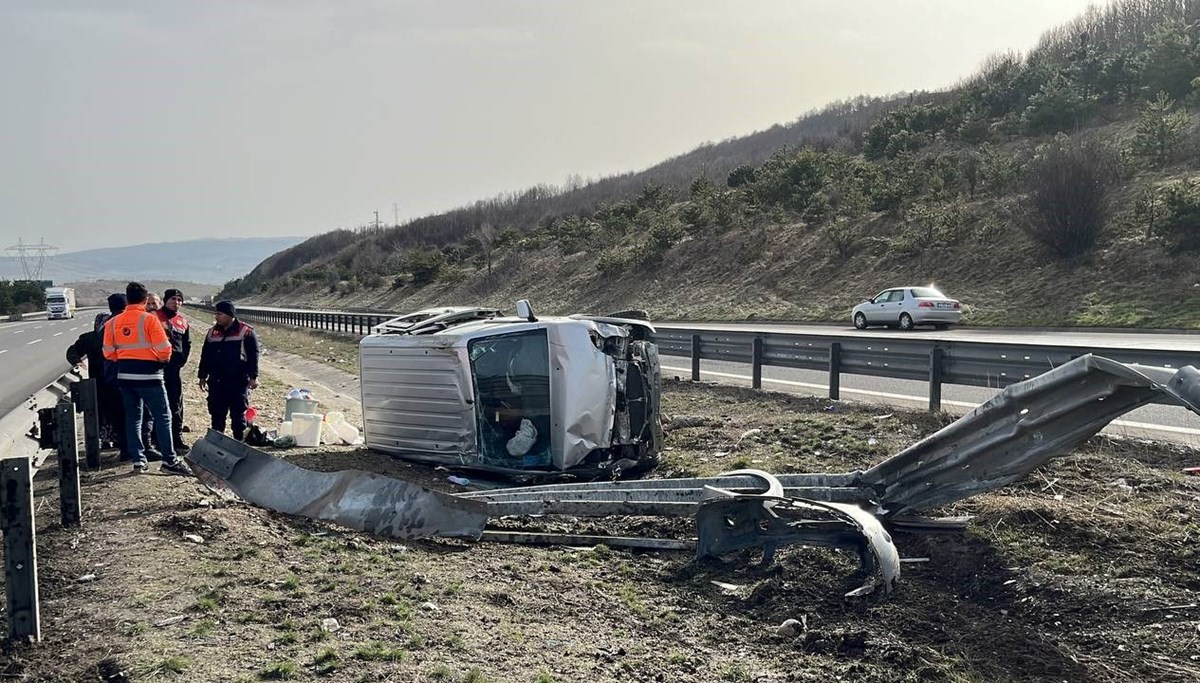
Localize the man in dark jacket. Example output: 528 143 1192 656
69 292 130 456
155 288 191 452
94 292 126 333
198 300 259 441
66 325 128 457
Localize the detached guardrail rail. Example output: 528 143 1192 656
208 304 1200 412
1 372 99 642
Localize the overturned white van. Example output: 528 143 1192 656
359 301 662 475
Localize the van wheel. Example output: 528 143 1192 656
898 313 914 331
853 313 867 330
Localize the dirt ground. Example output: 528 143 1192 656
2 320 1199 682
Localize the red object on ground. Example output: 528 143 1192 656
245 406 258 424
1184 467 1200 476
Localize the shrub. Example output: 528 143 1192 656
1022 137 1118 258
403 249 445 286
1159 179 1200 251
1133 91 1190 167
1022 75 1089 135
825 220 861 261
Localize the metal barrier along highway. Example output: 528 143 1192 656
211 305 1200 412
1 371 99 642
652 326 1200 411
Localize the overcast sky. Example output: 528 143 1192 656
1 0 1098 253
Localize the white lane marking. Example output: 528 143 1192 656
13 330 24 334
53 332 63 337
70 326 80 331
33 326 42 329
661 364 1200 439
0 349 6 354
27 338 43 345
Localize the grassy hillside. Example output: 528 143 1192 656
223 0 1200 329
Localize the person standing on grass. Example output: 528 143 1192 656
198 300 260 441
101 281 194 476
155 288 192 452
139 292 165 459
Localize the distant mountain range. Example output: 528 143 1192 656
0 237 305 285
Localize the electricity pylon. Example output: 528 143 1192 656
5 238 58 281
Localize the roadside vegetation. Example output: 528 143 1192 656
0 280 46 317
220 0 1200 328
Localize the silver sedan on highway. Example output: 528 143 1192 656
852 286 962 330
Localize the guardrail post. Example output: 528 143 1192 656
71 378 101 470
828 342 841 401
751 337 763 390
929 347 944 412
2 457 41 642
56 400 82 527
691 334 702 381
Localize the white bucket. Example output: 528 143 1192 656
285 398 320 420
292 413 323 447
278 421 293 438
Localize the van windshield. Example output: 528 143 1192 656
468 329 552 468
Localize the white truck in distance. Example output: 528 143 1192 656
45 286 76 319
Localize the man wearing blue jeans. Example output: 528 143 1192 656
102 281 194 476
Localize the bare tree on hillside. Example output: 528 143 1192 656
1022 137 1118 259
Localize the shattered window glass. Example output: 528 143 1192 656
468 329 552 468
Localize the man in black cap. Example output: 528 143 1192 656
198 300 259 441
94 292 126 333
154 288 192 452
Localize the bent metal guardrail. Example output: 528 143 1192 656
206 305 1200 412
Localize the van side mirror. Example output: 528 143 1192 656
516 299 537 322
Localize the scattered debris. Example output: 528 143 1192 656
76 573 98 583
710 581 745 595
320 618 341 633
182 534 205 544
776 618 804 638
420 601 441 612
153 615 187 627
188 354 1200 602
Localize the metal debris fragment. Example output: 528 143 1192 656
186 430 488 540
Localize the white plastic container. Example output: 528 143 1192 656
291 413 324 447
331 420 359 445
278 421 293 438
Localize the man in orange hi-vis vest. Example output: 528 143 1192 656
102 281 194 476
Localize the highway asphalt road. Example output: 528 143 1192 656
0 314 90 417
